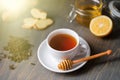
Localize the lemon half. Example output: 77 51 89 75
90 15 113 37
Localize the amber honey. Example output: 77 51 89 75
75 0 103 26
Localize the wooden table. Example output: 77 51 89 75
0 0 120 80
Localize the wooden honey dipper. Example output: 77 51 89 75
58 50 112 70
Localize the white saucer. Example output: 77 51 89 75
37 36 90 73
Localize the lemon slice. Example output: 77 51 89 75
90 15 113 37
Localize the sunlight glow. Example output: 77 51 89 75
0 0 38 21
0 0 27 12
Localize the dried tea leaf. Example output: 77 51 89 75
0 58 2 61
9 64 16 70
0 53 7 60
31 63 35 65
4 36 33 62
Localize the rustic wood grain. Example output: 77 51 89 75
0 0 120 80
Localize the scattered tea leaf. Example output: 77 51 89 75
31 63 36 65
0 58 2 61
4 36 33 62
9 64 16 70
0 52 7 61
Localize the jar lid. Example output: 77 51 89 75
109 1 120 18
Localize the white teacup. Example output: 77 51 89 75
46 28 80 61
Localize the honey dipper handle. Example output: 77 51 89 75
73 50 112 64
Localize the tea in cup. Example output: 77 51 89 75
46 28 80 61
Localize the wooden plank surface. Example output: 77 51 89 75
0 0 120 80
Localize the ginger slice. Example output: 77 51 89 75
35 18 53 30
22 18 38 29
31 8 47 19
